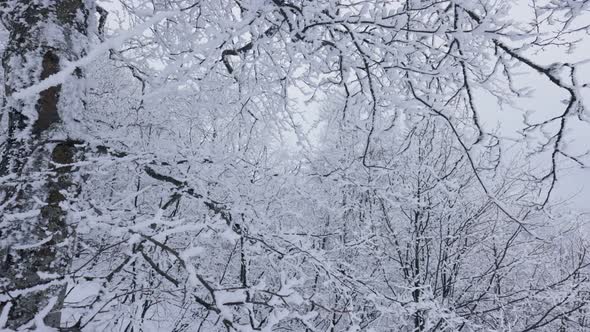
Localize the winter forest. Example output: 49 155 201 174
2 0 590 331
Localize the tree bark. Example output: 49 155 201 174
0 1 90 329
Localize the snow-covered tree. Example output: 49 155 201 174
1 0 589 330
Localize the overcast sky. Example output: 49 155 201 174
98 0 590 212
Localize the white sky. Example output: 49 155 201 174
97 0 590 211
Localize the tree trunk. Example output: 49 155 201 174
0 1 90 329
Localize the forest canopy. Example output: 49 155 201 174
1 0 590 331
